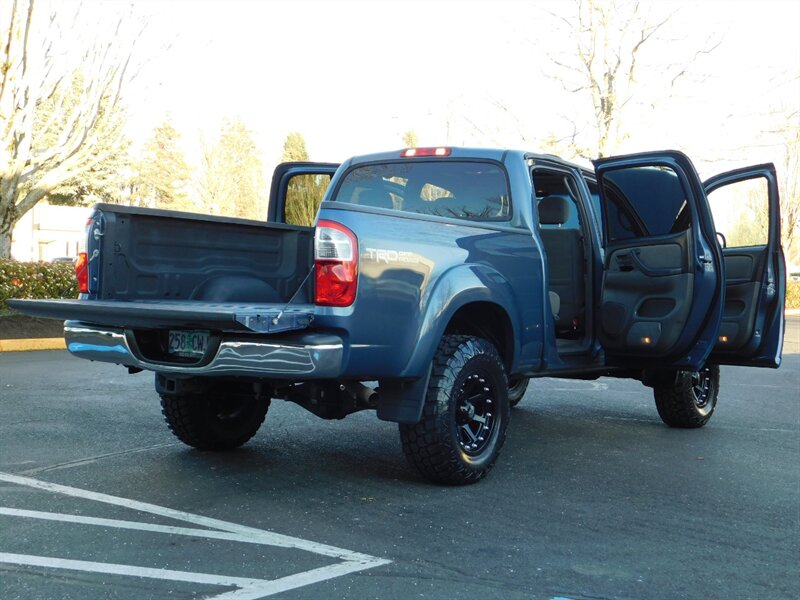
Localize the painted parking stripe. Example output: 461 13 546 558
0 472 390 598
0 553 269 593
0 553 387 600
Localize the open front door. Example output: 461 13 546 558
705 164 785 367
268 162 340 225
594 151 723 370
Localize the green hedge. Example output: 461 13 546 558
0 260 78 312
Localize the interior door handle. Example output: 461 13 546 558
629 249 682 277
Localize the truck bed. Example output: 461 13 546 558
9 204 318 335
89 204 314 305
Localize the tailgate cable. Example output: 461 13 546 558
272 265 316 326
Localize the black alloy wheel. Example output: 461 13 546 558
456 372 498 455
399 335 510 485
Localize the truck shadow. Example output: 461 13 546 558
157 398 683 493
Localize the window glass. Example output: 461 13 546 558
531 169 582 230
707 176 768 247
585 179 602 223
600 165 689 242
284 173 332 226
334 161 510 222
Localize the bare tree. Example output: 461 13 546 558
779 116 800 260
543 0 720 158
0 0 142 258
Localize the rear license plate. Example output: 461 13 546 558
168 330 209 358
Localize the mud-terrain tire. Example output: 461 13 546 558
160 392 270 450
399 335 509 485
508 377 529 407
653 365 720 428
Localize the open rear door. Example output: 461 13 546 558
268 162 339 225
705 164 785 367
594 151 723 370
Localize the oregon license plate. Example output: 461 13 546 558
168 330 209 358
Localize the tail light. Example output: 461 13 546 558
315 220 358 307
75 216 93 294
402 147 451 157
75 251 89 293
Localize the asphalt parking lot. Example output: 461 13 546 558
1 318 798 599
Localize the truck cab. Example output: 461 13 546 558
277 148 784 372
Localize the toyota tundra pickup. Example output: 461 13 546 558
10 147 786 485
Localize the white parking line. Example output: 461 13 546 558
0 472 390 598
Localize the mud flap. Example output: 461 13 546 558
376 365 432 424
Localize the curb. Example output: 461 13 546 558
0 338 66 352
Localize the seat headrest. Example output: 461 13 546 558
538 195 570 225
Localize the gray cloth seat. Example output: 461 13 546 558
538 195 585 336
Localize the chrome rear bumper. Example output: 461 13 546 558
64 322 344 379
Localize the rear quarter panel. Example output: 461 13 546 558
314 204 545 379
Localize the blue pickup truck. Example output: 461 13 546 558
11 147 786 485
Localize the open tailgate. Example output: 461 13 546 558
7 299 314 334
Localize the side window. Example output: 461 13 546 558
599 165 689 242
585 178 603 234
707 176 769 248
284 173 332 226
531 168 584 231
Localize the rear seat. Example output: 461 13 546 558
538 195 585 336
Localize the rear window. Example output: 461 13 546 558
332 161 511 222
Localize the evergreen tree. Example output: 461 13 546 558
133 120 193 211
279 132 327 226
402 130 419 148
198 118 266 219
281 132 309 161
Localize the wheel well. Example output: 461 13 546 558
445 302 513 370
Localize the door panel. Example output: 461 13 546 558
724 249 765 283
705 164 785 367
601 231 693 355
715 247 766 350
594 151 723 370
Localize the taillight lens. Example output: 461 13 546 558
315 220 358 307
75 251 89 293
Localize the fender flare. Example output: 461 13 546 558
377 263 520 423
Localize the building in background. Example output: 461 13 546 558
11 202 90 262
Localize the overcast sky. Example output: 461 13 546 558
118 0 800 178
